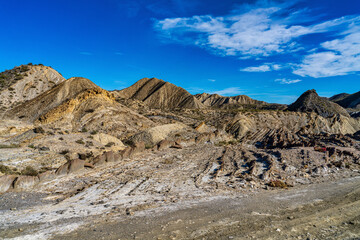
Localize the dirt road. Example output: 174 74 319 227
51 176 360 240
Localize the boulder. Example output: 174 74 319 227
0 175 17 193
92 154 106 166
129 123 188 146
93 133 125 149
84 162 95 168
120 147 132 159
68 159 85 173
55 162 70 176
105 151 115 162
157 139 174 151
131 141 145 155
13 176 39 190
170 143 183 149
195 122 214 133
38 171 55 182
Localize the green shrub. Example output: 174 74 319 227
81 127 88 133
21 166 38 176
59 149 69 155
0 144 20 149
75 139 85 145
105 142 115 148
0 164 15 175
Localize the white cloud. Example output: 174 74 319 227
154 3 360 59
293 32 360 78
211 87 242 96
241 65 271 72
275 78 302 84
208 79 216 82
241 63 283 72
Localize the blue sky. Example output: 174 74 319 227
0 0 359 104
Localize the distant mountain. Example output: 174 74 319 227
0 64 65 112
194 93 265 108
330 91 360 110
329 93 350 102
113 78 205 109
288 89 350 118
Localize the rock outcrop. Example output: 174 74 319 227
226 111 360 148
288 89 350 118
0 64 65 114
5 77 154 137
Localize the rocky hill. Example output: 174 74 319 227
113 78 205 109
0 64 65 113
194 93 285 110
195 93 264 107
330 91 360 110
288 89 350 118
5 77 154 136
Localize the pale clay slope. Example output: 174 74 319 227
0 65 65 111
0 66 359 239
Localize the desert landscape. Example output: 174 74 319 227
0 64 359 239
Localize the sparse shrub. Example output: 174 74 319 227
75 139 85 145
0 144 20 149
162 159 173 164
268 180 289 188
33 127 45 134
90 130 98 135
86 141 94 146
28 144 36 149
59 137 64 140
105 142 115 148
21 166 38 176
0 164 15 175
20 65 29 72
59 149 69 155
81 127 88 133
145 144 153 149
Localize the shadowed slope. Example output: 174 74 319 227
114 78 205 109
288 89 350 118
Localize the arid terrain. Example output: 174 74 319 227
0 64 360 239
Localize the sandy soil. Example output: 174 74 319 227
48 176 360 240
0 144 359 239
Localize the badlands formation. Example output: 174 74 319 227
0 64 360 239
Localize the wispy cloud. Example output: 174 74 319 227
293 32 360 78
241 63 282 72
275 78 302 84
211 87 242 96
208 79 216 82
154 1 360 78
115 52 124 55
80 52 93 55
155 3 360 58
